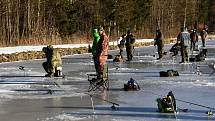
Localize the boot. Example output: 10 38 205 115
96 73 104 85
45 73 54 77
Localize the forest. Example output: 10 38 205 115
0 0 214 46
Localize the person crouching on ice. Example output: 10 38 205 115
113 55 123 62
42 45 62 77
170 40 181 56
156 91 176 113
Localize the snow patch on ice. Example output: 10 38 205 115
56 114 90 121
111 118 143 121
42 113 91 121
65 77 87 81
109 67 138 71
0 89 15 93
64 62 94 66
205 57 215 61
0 91 85 99
194 80 215 87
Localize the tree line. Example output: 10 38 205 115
0 0 212 46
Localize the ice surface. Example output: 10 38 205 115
0 40 214 121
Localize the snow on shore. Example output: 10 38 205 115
0 39 154 54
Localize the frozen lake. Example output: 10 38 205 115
0 41 215 121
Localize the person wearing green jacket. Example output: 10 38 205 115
91 28 100 75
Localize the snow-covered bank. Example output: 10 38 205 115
0 33 215 55
0 35 214 63
0 39 154 54
0 38 156 63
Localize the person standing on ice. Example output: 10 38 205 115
91 27 100 75
96 26 109 80
125 30 135 61
177 27 189 63
190 29 198 51
42 45 62 77
200 28 207 47
118 34 126 59
154 29 164 60
170 40 180 56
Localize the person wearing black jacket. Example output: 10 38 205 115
125 30 135 61
154 29 164 60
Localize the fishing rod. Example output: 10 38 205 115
0 79 81 87
144 90 215 112
17 65 67 78
176 98 215 111
84 93 119 106
84 92 119 110
0 75 66 89
51 79 120 110
175 97 214 115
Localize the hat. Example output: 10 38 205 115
43 45 53 52
47 45 53 49
98 26 104 32
91 28 98 35
121 34 126 37
42 47 47 52
180 27 184 32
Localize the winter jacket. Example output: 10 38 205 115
96 32 109 56
200 30 207 40
154 31 164 47
125 34 135 46
177 31 190 47
51 49 62 66
190 31 198 42
44 47 61 66
91 29 100 56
